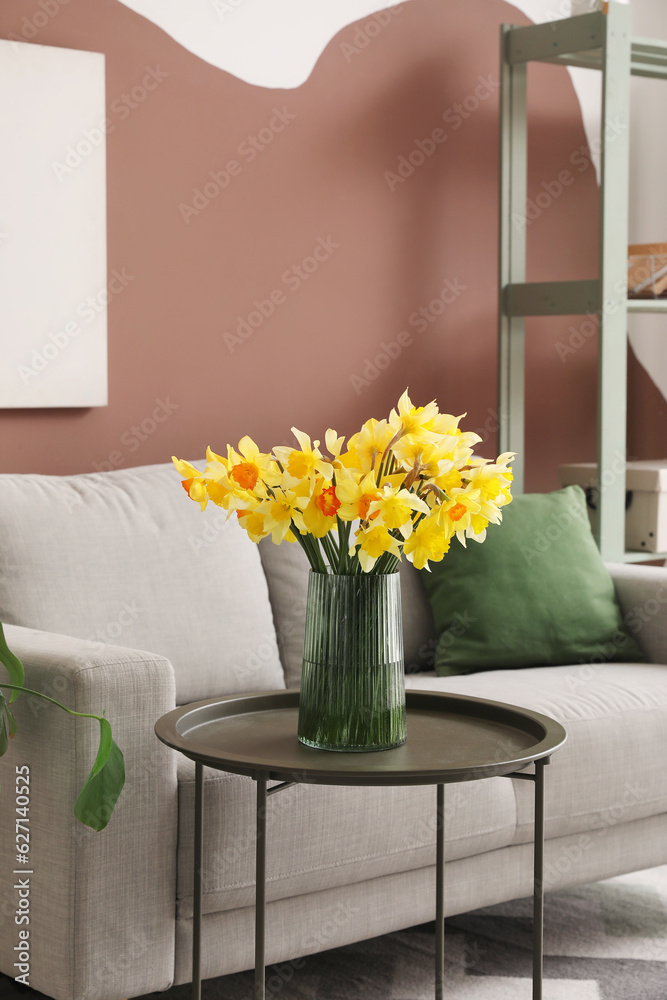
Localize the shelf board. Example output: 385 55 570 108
631 38 667 78
627 298 667 313
623 550 667 563
506 12 605 66
504 282 667 317
506 14 667 78
503 280 600 317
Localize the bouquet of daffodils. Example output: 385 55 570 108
173 389 514 575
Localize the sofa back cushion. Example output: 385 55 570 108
0 463 285 703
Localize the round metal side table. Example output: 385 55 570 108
155 689 567 1000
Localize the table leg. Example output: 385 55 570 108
255 777 267 1000
533 760 546 1000
435 783 445 1000
192 761 204 1000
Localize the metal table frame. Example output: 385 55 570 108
156 691 566 1000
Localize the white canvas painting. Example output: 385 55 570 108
0 39 107 407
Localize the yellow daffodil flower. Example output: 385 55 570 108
171 458 210 510
403 512 450 571
325 429 346 461
235 508 268 542
367 486 430 538
225 436 274 495
466 459 514 523
387 389 440 443
436 486 482 543
301 478 340 538
174 393 515 574
345 418 394 474
335 470 381 523
351 524 402 573
274 428 333 483
256 489 305 543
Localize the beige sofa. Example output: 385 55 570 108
0 461 666 1000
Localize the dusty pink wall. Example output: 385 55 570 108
1 0 661 487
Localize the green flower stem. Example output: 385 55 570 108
336 518 353 574
291 523 327 573
297 571 406 751
320 532 339 573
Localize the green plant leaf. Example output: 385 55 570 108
73 717 125 831
0 623 24 703
5 701 16 739
0 692 8 757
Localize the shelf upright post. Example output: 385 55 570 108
498 24 528 493
597 3 631 561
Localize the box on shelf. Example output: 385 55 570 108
559 461 667 554
627 242 667 298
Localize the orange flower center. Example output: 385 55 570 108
231 462 259 490
358 493 380 521
449 502 467 522
316 486 341 518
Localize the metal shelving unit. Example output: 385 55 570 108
498 2 667 563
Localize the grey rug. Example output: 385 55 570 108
2 867 666 999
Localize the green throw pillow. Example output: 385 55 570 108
420 485 646 675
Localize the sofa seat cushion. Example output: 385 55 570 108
175 756 517 918
406 664 667 844
0 463 285 703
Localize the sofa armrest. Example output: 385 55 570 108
0 625 177 1000
606 562 667 664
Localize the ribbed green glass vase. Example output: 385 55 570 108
297 571 407 752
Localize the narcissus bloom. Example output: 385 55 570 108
302 478 340 538
403 512 451 571
335 470 381 523
345 418 395 474
368 486 430 537
226 436 275 494
274 429 333 482
352 524 402 573
173 390 515 574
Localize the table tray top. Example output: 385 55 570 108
155 690 566 785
